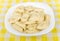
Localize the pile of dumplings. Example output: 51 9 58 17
9 6 50 33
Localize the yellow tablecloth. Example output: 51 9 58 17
0 0 60 41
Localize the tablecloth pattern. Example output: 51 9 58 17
0 0 60 41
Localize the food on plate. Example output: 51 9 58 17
9 6 50 33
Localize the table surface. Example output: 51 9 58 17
0 0 60 41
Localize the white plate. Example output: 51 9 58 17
5 2 55 36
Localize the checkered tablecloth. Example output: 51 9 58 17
0 0 60 41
